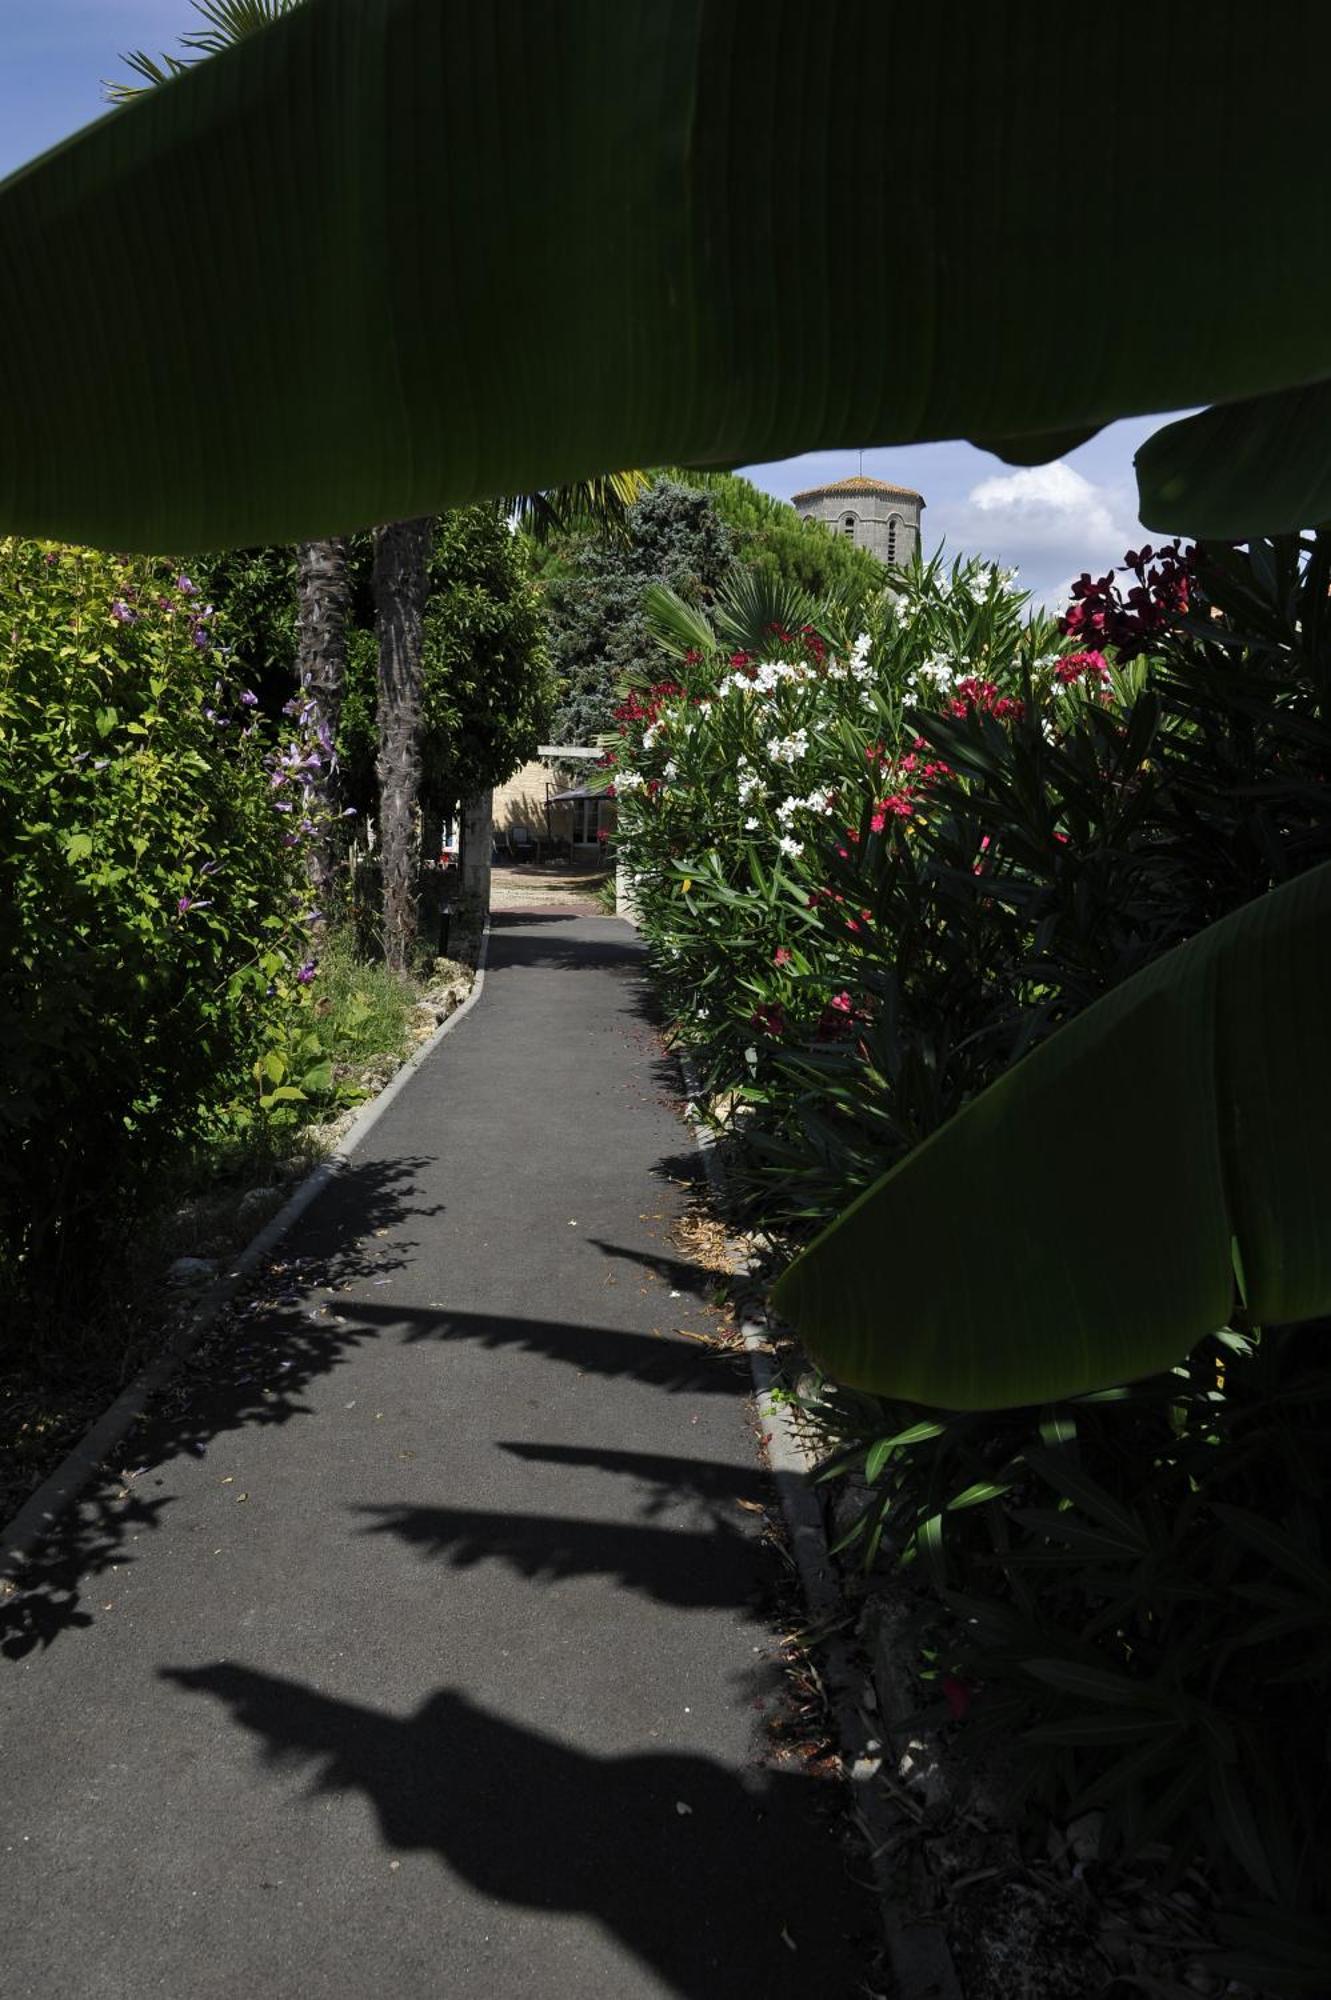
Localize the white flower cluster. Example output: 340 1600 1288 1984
777 834 803 859
663 760 679 780
641 723 662 751
823 633 875 687
776 787 834 823
615 768 644 794
719 658 818 700
904 655 959 696
766 727 810 767
737 759 762 804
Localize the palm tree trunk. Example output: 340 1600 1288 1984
374 517 433 971
294 535 349 902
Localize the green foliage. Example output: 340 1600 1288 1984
0 539 308 1329
419 508 552 813
541 480 734 744
307 926 420 1078
212 512 550 822
200 542 298 710
664 467 886 615
801 1324 1331 1970
614 531 1331 1943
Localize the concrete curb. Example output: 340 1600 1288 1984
679 1063 962 2000
0 925 492 1582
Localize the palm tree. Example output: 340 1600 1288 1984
374 475 648 966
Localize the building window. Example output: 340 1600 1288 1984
887 514 901 563
841 513 856 539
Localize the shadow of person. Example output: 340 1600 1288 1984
162 1664 872 1997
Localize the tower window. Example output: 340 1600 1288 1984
888 514 901 563
842 513 856 539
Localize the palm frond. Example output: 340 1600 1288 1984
506 471 649 544
105 0 301 104
641 582 717 661
711 567 819 657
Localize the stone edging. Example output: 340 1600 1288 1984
678 1058 963 2000
0 924 492 1581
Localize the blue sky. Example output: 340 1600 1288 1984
2 1 1181 606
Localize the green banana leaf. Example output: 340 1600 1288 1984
771 861 1331 1410
1136 384 1331 539
3 0 1331 550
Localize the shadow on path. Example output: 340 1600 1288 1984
1 1155 441 1663
486 913 645 974
161 1664 871 1998
587 1238 726 1304
496 1442 767 1513
353 1300 751 1395
357 1503 763 1611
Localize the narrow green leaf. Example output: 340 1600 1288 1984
1211 1501 1331 1601
1021 1657 1160 1707
1208 1764 1277 1900
946 1479 1014 1511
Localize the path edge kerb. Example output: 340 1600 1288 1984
0 925 492 1581
677 1055 963 2000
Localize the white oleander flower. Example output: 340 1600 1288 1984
744 815 760 830
663 760 679 780
777 834 803 859
767 728 809 766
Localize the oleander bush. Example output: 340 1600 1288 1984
609 534 1331 1964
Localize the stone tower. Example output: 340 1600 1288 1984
791 473 925 569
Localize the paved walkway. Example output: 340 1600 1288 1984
1 915 873 1998
490 859 610 915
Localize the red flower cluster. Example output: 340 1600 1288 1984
750 1001 787 1037
612 681 683 728
898 750 952 786
816 988 869 1040
869 794 913 833
1061 542 1195 659
947 676 1025 723
1053 649 1111 687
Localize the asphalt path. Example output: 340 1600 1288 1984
1 913 874 1998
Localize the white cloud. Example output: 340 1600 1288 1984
930 459 1140 610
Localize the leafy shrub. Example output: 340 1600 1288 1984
612 531 1331 1952
0 540 313 1335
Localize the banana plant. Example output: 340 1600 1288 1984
772 857 1331 1408
2 0 1331 550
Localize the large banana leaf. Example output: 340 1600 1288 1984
1136 384 1331 539
3 0 1331 550
771 862 1331 1410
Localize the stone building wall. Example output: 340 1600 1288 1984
794 480 924 569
